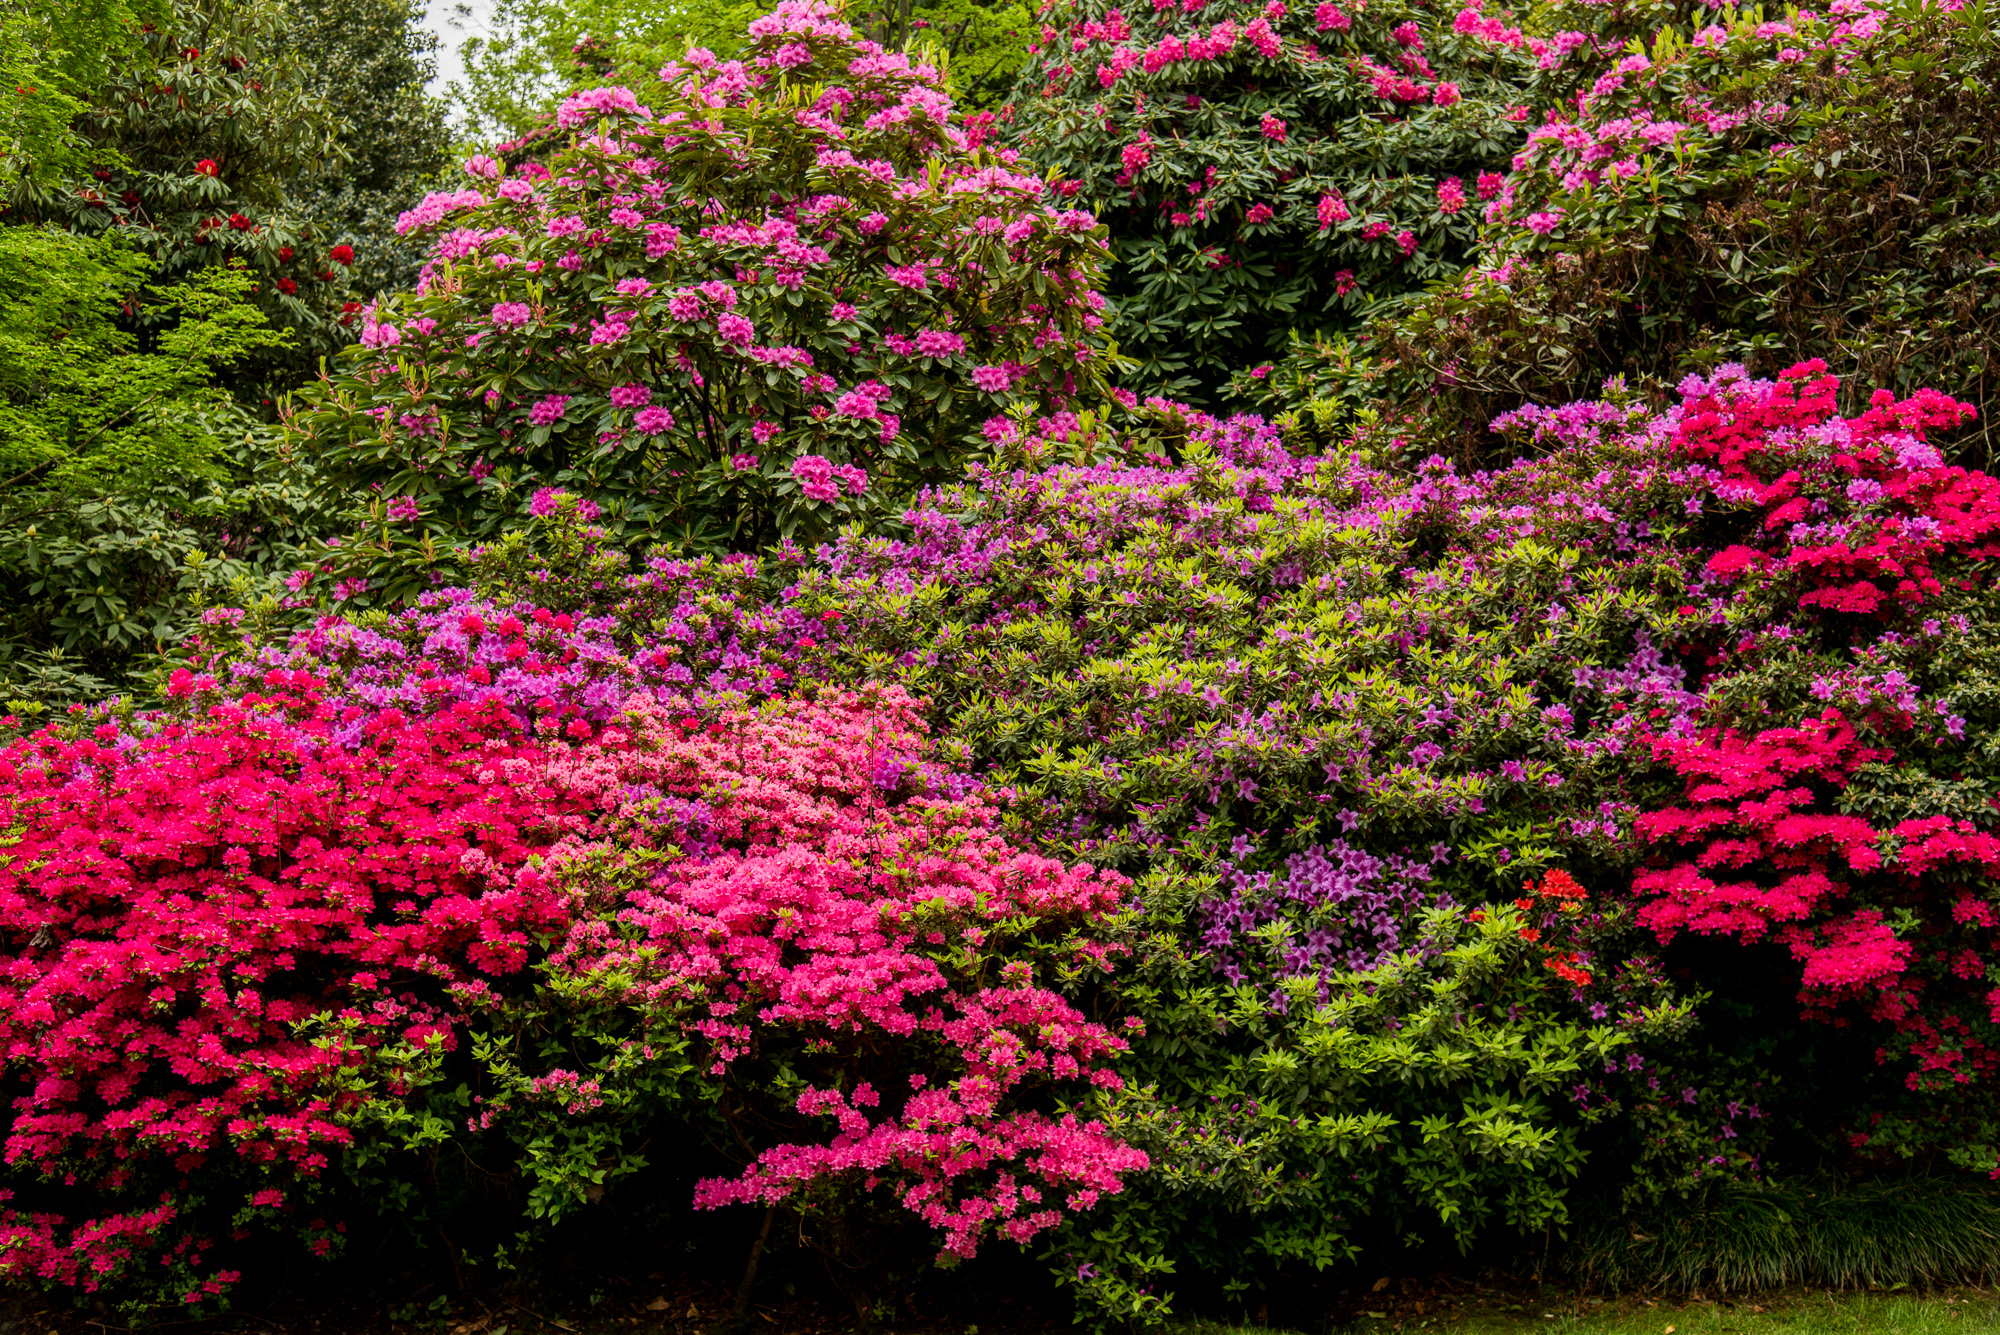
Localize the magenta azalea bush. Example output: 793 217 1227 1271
287 0 1123 604
0 670 1140 1311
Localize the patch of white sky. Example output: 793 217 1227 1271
418 0 496 102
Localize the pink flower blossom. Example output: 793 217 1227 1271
610 383 652 408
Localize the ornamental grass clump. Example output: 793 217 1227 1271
289 0 1122 606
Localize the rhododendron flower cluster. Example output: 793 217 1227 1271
1007 0 1544 393
1307 0 2000 457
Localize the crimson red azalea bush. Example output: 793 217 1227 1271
0 675 1141 1310
1495 359 2000 1169
0 683 582 1302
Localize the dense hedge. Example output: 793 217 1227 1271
6 0 2000 1321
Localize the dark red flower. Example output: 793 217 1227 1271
278 245 293 262
227 212 252 231
330 244 355 266
277 277 298 295
194 158 220 177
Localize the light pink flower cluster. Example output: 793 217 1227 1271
539 690 1145 1259
790 452 868 500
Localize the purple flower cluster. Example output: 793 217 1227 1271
1202 840 1453 990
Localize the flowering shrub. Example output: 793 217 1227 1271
289 0 1119 605
0 683 584 1304
0 665 1141 1309
1003 0 1553 398
1608 363 2000 1170
401 359 1998 1307
1301 0 2000 464
114 354 2000 1317
542 691 1142 1282
274 403 1754 1315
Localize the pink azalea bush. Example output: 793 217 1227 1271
288 0 1120 606
532 688 1143 1267
0 671 1142 1308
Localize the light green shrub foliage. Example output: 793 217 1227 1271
0 227 320 700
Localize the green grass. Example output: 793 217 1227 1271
1177 1288 2000 1335
1448 1292 2000 1334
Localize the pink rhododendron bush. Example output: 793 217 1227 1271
288 0 1121 604
1246 0 2000 465
1002 0 1634 395
0 675 1140 1310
